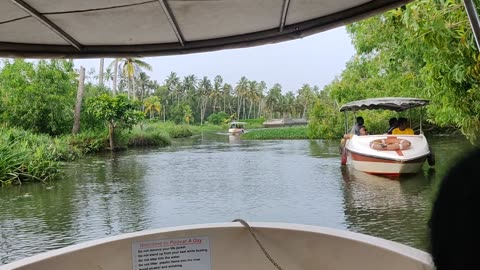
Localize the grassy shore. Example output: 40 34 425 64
241 126 310 140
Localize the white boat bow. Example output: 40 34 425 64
0 222 432 270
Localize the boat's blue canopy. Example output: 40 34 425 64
339 97 430 112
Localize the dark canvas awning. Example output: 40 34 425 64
0 0 411 58
339 97 430 112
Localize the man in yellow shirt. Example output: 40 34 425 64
392 117 414 135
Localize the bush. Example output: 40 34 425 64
207 112 229 125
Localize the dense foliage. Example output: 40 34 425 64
309 0 480 143
0 59 77 136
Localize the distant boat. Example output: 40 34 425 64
339 97 434 176
228 121 246 134
263 118 308 128
0 222 432 270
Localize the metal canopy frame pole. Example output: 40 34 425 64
463 0 480 49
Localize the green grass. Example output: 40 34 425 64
141 121 193 138
0 127 60 185
241 126 310 140
127 127 171 147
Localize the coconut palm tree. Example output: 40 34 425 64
235 76 249 119
210 75 223 112
198 76 211 124
118 58 152 99
222 83 233 114
108 59 120 95
165 72 180 105
144 96 161 119
266 83 282 118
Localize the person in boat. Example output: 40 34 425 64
359 126 368 136
350 116 365 135
429 148 479 270
386 117 398 134
391 117 414 135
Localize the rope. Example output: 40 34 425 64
232 219 284 270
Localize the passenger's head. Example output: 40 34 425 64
397 117 408 130
389 117 398 127
356 117 364 125
429 149 479 270
359 126 367 136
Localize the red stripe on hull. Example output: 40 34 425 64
349 152 427 164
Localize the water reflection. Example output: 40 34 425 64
228 134 241 144
340 166 433 249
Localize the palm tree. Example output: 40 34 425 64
136 72 151 105
297 84 315 119
235 77 249 119
210 75 223 112
144 96 161 119
108 59 119 95
198 76 211 125
182 74 197 105
222 83 233 113
266 84 282 118
165 72 180 105
118 58 152 99
104 67 114 91
246 80 259 119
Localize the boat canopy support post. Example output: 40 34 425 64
419 108 423 134
344 111 348 134
463 0 480 49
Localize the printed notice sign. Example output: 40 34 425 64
132 236 211 270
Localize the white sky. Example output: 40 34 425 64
75 26 356 93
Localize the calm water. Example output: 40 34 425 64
0 133 473 264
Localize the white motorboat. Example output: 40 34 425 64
0 221 432 270
228 122 246 134
339 98 435 176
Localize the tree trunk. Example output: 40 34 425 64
108 122 115 150
113 59 118 95
248 100 253 119
212 99 217 113
237 97 241 120
99 58 104 87
72 66 85 134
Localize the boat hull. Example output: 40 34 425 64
344 135 430 176
348 151 427 175
228 128 244 134
0 222 432 270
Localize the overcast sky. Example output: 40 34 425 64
74 26 356 93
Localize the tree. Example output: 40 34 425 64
165 72 180 105
118 58 152 100
198 76 211 125
144 96 161 119
235 77 249 119
98 58 104 87
0 59 77 136
265 84 282 119
211 75 223 112
72 66 85 134
86 94 143 150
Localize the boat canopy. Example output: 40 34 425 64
339 97 430 112
0 0 411 58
